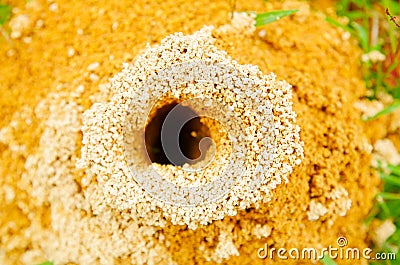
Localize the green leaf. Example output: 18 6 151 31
364 101 400 121
320 255 337 265
255 9 298 27
0 4 11 25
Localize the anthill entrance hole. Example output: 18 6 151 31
145 101 211 166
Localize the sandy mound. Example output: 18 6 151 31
0 0 380 264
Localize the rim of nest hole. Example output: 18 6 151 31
78 18 304 229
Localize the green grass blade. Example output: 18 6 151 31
36 262 53 265
345 10 368 19
0 4 11 25
387 59 399 73
325 16 355 34
351 21 369 51
377 197 392 217
255 9 298 27
320 255 337 265
388 165 400 177
378 192 400 200
382 174 400 187
376 62 384 95
392 1 400 13
364 101 400 121
392 84 400 99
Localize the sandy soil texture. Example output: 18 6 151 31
0 0 390 264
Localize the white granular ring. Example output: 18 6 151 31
79 25 304 229
123 61 275 206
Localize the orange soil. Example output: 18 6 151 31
0 0 385 264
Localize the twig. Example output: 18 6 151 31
386 8 400 28
371 12 379 47
230 0 236 20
